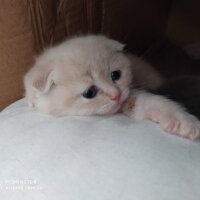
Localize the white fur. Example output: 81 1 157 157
123 90 200 139
24 35 200 140
24 35 132 116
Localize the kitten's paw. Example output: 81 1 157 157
123 91 200 140
146 110 200 140
163 118 180 134
178 120 200 140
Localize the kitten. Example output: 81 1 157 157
24 35 200 140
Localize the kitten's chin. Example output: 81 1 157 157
97 101 122 115
108 104 122 114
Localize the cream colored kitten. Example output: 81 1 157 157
24 35 200 140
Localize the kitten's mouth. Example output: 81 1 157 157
110 90 130 113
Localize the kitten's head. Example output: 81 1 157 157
24 35 132 116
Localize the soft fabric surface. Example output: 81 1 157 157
0 99 200 200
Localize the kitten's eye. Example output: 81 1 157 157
83 85 98 99
111 70 121 82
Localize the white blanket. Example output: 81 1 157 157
0 99 200 200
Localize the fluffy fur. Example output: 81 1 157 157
24 35 200 139
24 35 132 116
123 90 200 139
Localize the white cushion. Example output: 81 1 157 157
0 99 200 200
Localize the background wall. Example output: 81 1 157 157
166 0 200 44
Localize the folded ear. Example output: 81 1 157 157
99 36 125 51
107 39 125 51
24 64 55 94
32 69 55 93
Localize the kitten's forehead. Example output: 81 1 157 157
51 35 124 69
56 52 111 82
50 35 130 86
55 51 130 88
56 60 107 86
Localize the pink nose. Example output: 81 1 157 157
110 93 121 102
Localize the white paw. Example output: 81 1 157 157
124 91 200 140
146 110 200 140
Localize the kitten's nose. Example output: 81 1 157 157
110 92 121 102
